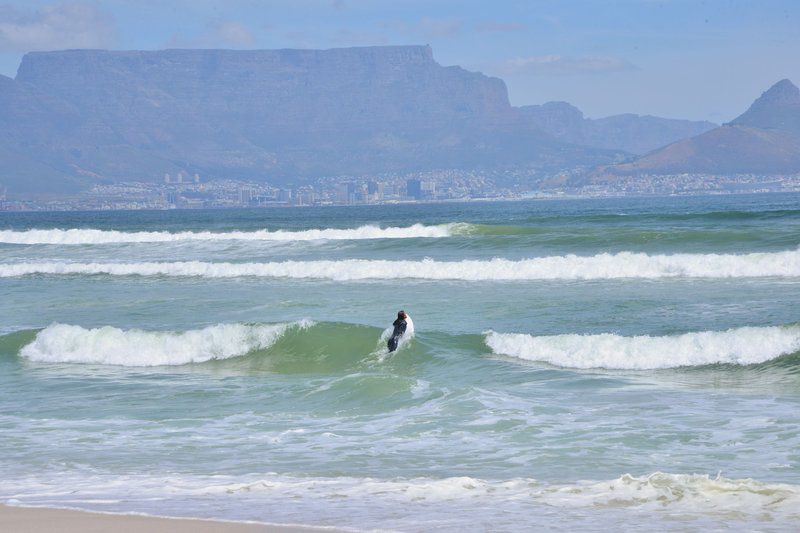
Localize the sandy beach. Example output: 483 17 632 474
0 505 334 533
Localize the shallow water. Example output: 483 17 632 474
1 194 800 531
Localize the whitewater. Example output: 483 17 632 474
19 321 312 366
485 325 800 369
2 248 798 279
2 194 800 531
0 223 459 244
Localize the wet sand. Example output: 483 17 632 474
0 504 338 533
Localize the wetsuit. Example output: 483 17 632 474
387 318 407 352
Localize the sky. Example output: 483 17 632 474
0 0 797 122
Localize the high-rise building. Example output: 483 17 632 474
239 187 253 205
338 182 358 204
367 181 384 201
278 189 292 203
164 173 171 184
406 179 422 199
421 180 436 199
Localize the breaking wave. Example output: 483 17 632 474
537 472 800 515
5 470 797 524
485 325 800 369
1 248 799 280
19 321 312 366
0 223 461 244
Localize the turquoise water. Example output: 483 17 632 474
1 194 800 531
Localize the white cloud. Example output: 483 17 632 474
216 21 255 47
167 20 257 49
0 2 115 52
499 55 638 75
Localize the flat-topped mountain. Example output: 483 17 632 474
0 45 718 195
605 79 800 176
2 46 621 194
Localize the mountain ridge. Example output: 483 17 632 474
0 46 728 196
601 79 800 177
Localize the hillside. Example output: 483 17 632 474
518 101 715 155
607 79 800 176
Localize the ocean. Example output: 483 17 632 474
1 193 800 531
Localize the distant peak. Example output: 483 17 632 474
729 78 800 132
758 78 800 104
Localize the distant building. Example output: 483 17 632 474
367 181 384 201
193 173 201 183
278 189 293 203
164 173 171 184
421 180 436 199
406 179 422 199
239 187 253 205
338 182 358 204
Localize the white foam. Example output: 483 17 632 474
2 248 800 280
0 224 458 244
3 470 799 528
19 321 311 366
538 472 800 515
485 325 800 369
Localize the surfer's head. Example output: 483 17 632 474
397 310 407 319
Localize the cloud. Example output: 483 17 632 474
215 21 255 47
0 2 115 52
475 22 527 33
168 20 256 49
498 55 638 76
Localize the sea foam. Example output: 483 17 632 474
537 472 800 515
0 224 459 244
485 325 800 369
20 321 311 366
1 248 799 280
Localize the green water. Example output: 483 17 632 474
1 194 800 531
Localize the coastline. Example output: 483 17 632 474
0 504 341 533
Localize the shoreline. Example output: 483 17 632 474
0 504 343 533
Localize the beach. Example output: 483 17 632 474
0 505 331 533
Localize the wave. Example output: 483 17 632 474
212 471 800 514
0 223 461 244
19 321 312 366
537 472 800 514
1 472 797 532
13 321 409 371
1 248 799 280
6 472 800 518
485 325 800 369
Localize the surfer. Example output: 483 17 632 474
387 310 409 352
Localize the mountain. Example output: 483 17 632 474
518 101 716 155
606 79 800 176
1 46 623 195
730 78 800 136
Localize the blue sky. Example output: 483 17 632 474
0 0 797 121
